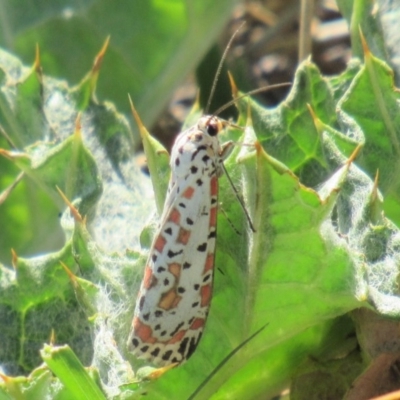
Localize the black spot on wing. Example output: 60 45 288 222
191 145 207 161
170 322 184 337
186 217 194 225
208 230 216 239
162 350 173 361
168 249 184 258
178 337 189 357
139 296 145 310
164 227 172 235
151 348 160 357
196 179 203 186
131 338 139 348
183 262 191 269
197 243 207 252
171 322 185 336
187 334 201 360
190 166 198 174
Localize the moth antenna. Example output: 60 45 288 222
219 205 241 235
187 323 268 400
212 81 292 117
222 163 256 232
204 21 246 115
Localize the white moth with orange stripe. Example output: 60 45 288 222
127 113 237 366
127 24 288 367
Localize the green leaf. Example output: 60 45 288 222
129 99 169 215
2 0 238 129
338 42 400 225
337 0 386 62
40 344 106 400
0 243 95 374
0 367 54 400
0 46 151 266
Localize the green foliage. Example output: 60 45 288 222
0 0 237 128
1 1 400 400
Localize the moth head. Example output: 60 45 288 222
198 116 226 137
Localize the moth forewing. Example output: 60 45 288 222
127 23 274 368
128 116 228 366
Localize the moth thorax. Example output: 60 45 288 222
198 116 225 137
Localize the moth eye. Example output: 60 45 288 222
206 122 218 136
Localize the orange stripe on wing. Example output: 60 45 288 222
209 206 217 228
133 317 157 344
203 253 214 274
154 235 167 253
177 227 191 245
200 284 212 307
210 175 218 196
167 329 186 344
182 186 195 199
143 266 158 289
168 208 181 224
159 288 182 310
190 318 205 330
168 263 182 279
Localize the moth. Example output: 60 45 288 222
127 24 287 367
127 112 240 366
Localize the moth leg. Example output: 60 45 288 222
219 141 257 233
219 140 235 161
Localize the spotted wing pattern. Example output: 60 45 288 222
128 116 230 366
